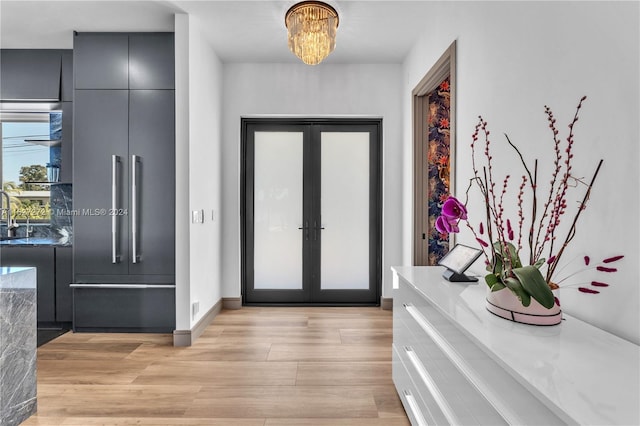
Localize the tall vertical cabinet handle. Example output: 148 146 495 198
131 155 139 264
111 155 119 264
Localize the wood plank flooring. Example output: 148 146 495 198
22 307 409 425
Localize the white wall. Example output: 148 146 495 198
402 1 639 344
221 63 403 301
174 14 190 331
175 13 223 330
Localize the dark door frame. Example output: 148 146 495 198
241 117 383 306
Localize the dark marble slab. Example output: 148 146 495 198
50 183 72 230
0 267 37 426
0 182 73 245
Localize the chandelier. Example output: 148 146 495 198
285 1 339 65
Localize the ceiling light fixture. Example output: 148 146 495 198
285 1 339 65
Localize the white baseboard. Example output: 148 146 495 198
222 297 242 310
173 298 222 347
381 297 393 311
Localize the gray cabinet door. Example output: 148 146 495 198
55 247 73 322
73 33 128 89
129 90 175 276
0 247 56 323
61 50 73 102
0 49 62 100
73 287 175 332
129 34 175 90
60 102 73 183
73 90 129 278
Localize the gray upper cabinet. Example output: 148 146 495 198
74 32 174 90
73 33 129 89
129 34 175 89
0 49 63 100
61 50 74 102
59 102 73 183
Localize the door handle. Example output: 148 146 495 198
131 155 139 264
111 155 120 263
313 221 325 241
298 221 309 240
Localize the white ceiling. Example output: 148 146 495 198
0 0 437 64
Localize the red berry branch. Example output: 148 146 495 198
461 96 615 296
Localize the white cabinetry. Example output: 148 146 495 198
392 266 639 426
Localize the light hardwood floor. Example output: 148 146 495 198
22 307 410 425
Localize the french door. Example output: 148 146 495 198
242 118 381 305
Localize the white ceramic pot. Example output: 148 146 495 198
486 287 562 326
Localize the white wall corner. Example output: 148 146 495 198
174 13 191 331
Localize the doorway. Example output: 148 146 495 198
241 118 382 305
413 41 457 265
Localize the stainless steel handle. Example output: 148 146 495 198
131 155 138 264
111 155 119 264
70 284 176 289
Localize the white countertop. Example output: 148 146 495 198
392 265 640 426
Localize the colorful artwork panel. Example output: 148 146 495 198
426 77 451 264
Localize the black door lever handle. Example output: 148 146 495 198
313 221 325 240
298 222 310 240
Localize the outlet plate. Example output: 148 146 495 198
191 210 204 224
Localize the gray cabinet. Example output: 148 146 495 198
0 247 56 323
72 32 175 332
73 90 175 281
73 90 130 278
129 34 175 90
73 33 129 89
128 90 175 276
60 102 73 183
61 51 73 102
74 32 174 90
55 247 73 322
72 287 175 332
0 49 71 101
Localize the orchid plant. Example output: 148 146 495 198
436 97 623 309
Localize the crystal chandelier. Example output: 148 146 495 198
285 1 339 65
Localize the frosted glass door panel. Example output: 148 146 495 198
254 132 303 290
321 132 369 290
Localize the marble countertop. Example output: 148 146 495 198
392 265 640 426
0 265 37 425
0 267 36 289
0 237 71 247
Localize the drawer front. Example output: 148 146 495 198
393 343 439 426
394 278 565 426
72 285 175 332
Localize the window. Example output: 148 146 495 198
1 110 61 223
